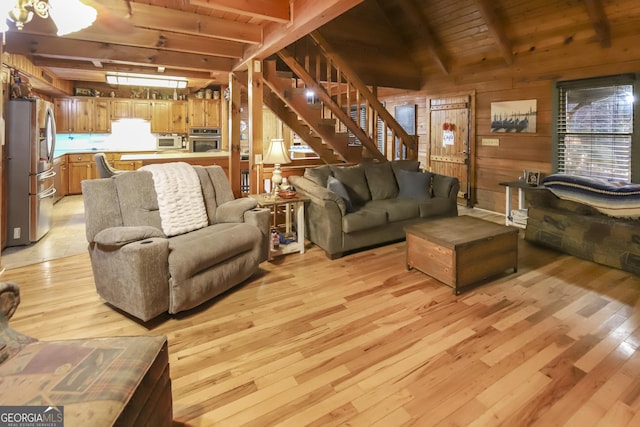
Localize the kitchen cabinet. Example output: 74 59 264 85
67 153 98 195
54 97 110 133
109 99 152 121
110 99 131 120
189 99 220 128
53 156 67 203
92 99 111 132
53 98 73 132
112 159 142 170
67 152 146 193
151 101 187 133
131 100 152 120
74 98 111 133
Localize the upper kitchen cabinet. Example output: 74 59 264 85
54 97 110 133
151 100 187 133
131 100 152 120
189 99 220 128
109 99 152 121
53 98 73 133
75 98 110 133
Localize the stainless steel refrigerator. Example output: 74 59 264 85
7 98 57 246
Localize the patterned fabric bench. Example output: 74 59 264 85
0 282 173 426
542 173 640 218
524 183 640 275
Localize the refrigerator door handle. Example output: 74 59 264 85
39 187 57 199
38 169 57 180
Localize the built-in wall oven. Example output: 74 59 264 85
189 127 221 152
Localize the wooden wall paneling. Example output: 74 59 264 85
381 28 640 214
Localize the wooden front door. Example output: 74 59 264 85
427 95 473 206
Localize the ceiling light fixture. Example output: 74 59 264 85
106 73 188 89
1 0 97 35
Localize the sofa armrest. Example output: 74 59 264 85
93 226 166 247
243 207 271 263
215 198 259 223
289 176 347 215
432 174 460 200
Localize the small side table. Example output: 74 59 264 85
248 193 309 260
499 181 541 228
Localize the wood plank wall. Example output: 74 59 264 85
380 33 640 215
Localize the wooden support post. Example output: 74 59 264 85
228 72 242 197
248 59 264 195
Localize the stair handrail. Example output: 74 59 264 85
308 31 417 159
276 48 386 162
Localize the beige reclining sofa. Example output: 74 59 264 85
82 164 270 322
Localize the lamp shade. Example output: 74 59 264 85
263 138 291 165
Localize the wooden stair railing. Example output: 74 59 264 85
262 62 354 163
280 31 418 162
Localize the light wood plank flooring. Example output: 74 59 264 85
1 207 640 426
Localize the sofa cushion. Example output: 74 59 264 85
397 169 433 199
391 159 420 180
366 199 420 222
331 164 371 206
419 198 456 217
342 207 387 233
114 171 163 230
327 176 355 213
364 162 398 200
304 165 333 187
167 223 259 281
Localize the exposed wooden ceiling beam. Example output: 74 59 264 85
189 0 290 23
584 0 611 48
4 32 235 72
22 23 245 59
474 0 513 65
31 58 217 79
395 0 448 75
93 0 263 44
238 0 364 69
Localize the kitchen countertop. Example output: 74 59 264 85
120 151 230 160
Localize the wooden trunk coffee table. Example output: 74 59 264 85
405 215 519 294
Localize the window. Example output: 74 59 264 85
554 74 638 182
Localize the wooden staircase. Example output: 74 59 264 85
262 31 417 164
262 63 355 163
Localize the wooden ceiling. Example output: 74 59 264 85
2 0 364 91
2 0 637 94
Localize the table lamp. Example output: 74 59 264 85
263 138 291 196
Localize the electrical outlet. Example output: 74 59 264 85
482 138 500 146
13 227 20 239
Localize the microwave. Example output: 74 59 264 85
156 135 183 150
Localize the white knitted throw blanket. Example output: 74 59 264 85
140 162 208 236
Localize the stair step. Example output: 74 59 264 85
318 118 336 127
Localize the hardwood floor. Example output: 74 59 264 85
2 210 640 426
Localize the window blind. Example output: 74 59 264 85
556 75 634 182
